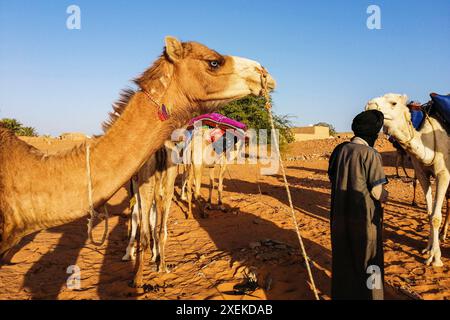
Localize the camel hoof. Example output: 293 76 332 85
122 253 136 261
205 203 212 210
412 202 418 207
425 253 444 267
421 247 431 255
433 260 444 267
151 253 160 264
219 205 228 213
159 264 171 274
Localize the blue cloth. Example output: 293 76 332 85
212 130 244 155
431 94 450 126
410 109 424 130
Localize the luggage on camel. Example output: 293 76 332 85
186 113 247 155
416 93 450 133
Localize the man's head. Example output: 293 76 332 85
352 110 384 147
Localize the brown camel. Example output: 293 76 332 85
121 141 178 277
0 36 276 259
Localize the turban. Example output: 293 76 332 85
352 110 384 147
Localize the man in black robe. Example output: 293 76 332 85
328 110 388 300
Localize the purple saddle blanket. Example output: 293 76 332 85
188 113 247 131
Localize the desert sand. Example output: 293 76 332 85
0 136 448 300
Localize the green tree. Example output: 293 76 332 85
219 95 295 147
314 122 337 136
1 118 38 137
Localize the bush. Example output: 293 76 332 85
1 118 38 137
219 95 295 148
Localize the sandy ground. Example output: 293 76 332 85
0 136 449 300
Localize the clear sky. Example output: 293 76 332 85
0 0 449 136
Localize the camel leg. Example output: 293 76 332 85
149 203 158 263
440 197 450 242
424 172 447 267
206 166 215 210
413 163 433 216
158 164 177 273
181 165 188 201
133 170 156 286
395 152 401 178
123 178 139 261
134 198 152 287
412 162 435 255
157 142 178 272
401 155 410 179
193 163 207 218
218 162 227 212
186 164 195 219
122 200 139 261
412 175 418 207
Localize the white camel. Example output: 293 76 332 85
366 93 450 267
181 127 244 218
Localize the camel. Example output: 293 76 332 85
366 93 449 267
121 141 178 275
181 127 244 218
0 36 276 259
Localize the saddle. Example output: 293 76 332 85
186 113 247 156
421 93 450 133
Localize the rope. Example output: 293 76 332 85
259 68 320 300
86 144 109 246
400 105 437 167
422 114 437 167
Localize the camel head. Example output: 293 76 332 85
136 36 276 116
365 93 413 143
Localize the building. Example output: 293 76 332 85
292 126 330 141
59 132 89 141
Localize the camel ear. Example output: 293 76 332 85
401 94 409 105
165 36 183 62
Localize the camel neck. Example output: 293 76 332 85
2 91 181 243
402 129 435 166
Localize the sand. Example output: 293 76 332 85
0 136 448 300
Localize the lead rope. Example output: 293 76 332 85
422 113 437 167
86 144 109 246
259 68 320 300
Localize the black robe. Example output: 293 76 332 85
328 140 387 300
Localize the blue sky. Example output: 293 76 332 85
0 0 449 135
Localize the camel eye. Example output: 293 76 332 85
209 60 220 69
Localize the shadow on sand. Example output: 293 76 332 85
10 168 417 300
